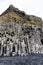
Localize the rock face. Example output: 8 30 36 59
0 5 43 56
1 5 42 22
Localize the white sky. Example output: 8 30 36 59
0 0 43 19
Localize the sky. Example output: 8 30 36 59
0 0 43 20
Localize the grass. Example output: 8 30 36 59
0 13 42 27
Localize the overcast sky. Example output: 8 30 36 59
0 0 43 19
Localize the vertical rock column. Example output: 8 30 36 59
7 43 11 56
27 35 31 54
18 42 21 56
0 41 3 56
15 44 18 55
21 40 26 56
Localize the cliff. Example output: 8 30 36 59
0 4 43 56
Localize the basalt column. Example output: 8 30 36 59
21 40 26 56
0 41 3 56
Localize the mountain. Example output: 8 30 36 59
0 4 43 26
0 4 43 56
0 4 42 22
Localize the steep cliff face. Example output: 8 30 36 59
0 5 43 56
